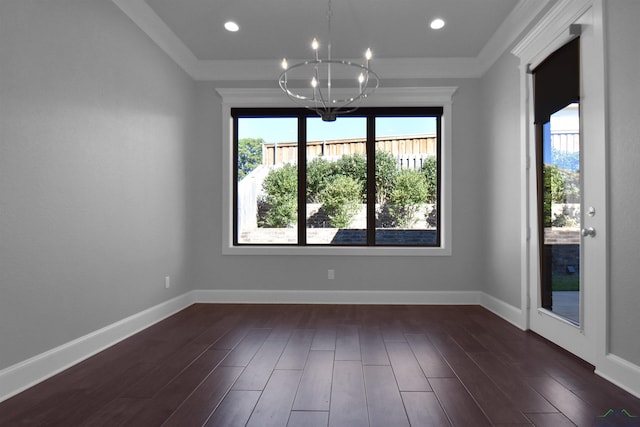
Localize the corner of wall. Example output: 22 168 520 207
481 292 526 330
0 292 196 404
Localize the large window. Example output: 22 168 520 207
233 107 442 247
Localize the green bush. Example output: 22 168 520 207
307 157 336 203
260 152 439 229
386 169 429 227
319 175 361 228
421 156 437 203
307 154 367 202
307 152 405 205
545 164 566 204
544 163 580 204
543 164 581 227
561 168 580 203
544 164 565 228
335 154 367 200
260 164 298 227
237 138 263 181
375 150 398 203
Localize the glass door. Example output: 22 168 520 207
523 5 607 366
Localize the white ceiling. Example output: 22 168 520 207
144 0 518 60
113 0 553 80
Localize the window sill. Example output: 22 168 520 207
222 245 452 256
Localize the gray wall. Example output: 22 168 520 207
4 0 639 379
0 0 196 370
474 0 640 368
478 51 523 308
188 80 491 294
606 0 640 367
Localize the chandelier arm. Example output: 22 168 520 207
280 81 323 110
278 60 379 121
279 74 315 105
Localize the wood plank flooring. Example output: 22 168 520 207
1 304 639 426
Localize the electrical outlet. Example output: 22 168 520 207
328 269 335 280
165 276 171 289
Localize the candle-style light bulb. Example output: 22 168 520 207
358 73 365 84
281 58 288 70
365 48 372 61
311 77 318 88
312 38 319 50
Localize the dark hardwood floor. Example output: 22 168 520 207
1 304 639 426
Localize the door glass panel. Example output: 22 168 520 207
306 116 367 245
236 117 298 244
541 103 580 325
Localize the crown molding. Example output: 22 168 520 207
195 57 482 81
477 0 553 74
215 87 458 108
113 0 550 82
112 0 200 76
512 0 592 65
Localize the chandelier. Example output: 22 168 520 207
278 0 379 122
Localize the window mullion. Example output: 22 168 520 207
435 115 442 247
232 115 239 246
297 115 307 245
366 115 376 245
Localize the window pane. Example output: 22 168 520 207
236 117 298 244
306 116 367 245
375 117 438 245
232 108 443 248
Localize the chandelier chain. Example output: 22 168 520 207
327 0 332 60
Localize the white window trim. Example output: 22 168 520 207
218 87 457 256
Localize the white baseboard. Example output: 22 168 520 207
595 353 640 399
0 288 482 403
194 289 526 332
2 288 638 404
0 292 195 404
193 289 484 305
480 292 526 330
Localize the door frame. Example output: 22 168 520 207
512 0 608 365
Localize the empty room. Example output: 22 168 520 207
1 0 639 425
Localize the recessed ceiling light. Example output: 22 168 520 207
430 18 445 30
224 21 239 32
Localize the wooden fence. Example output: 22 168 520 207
262 134 437 166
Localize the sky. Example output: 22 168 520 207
238 116 438 143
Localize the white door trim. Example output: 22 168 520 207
512 0 607 365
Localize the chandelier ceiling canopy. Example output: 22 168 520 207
278 0 379 121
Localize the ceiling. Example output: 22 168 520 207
113 0 552 80
144 0 518 60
